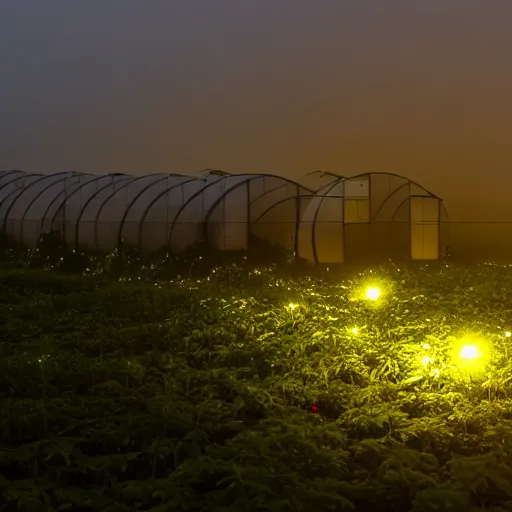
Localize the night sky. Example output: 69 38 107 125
1 1 511 220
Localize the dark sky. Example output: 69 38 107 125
1 1 511 220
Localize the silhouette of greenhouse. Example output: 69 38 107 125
0 169 448 263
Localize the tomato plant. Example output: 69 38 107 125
2 253 512 511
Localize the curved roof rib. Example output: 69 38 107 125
136 176 203 250
19 173 81 244
117 174 188 247
0 169 447 258
350 172 443 200
74 174 132 249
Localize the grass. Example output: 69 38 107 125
2 260 512 511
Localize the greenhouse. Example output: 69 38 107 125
0 169 448 263
294 171 450 263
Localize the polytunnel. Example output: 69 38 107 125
0 170 315 254
0 169 448 262
200 172 313 252
294 172 449 263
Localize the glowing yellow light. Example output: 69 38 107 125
351 327 359 335
365 287 380 301
506 331 511 338
288 303 296 310
421 355 431 366
422 343 431 350
459 345 480 360
453 336 491 372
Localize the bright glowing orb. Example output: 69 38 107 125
351 327 359 335
453 336 491 373
459 345 479 360
365 287 380 301
506 331 511 338
422 343 431 350
421 355 431 366
288 303 296 310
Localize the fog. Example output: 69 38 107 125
1 1 512 221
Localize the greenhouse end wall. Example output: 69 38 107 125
0 170 448 263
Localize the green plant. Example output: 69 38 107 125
1 262 512 510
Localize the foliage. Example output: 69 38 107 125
0 230 307 280
2 255 512 510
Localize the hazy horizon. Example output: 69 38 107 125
1 1 512 221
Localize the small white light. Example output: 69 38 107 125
459 345 479 360
365 287 380 301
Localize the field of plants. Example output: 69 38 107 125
2 248 512 511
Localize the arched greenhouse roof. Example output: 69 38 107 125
0 169 447 258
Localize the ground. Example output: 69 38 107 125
1 260 512 512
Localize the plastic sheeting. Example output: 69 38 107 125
0 170 447 261
293 173 447 263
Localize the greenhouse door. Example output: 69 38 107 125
410 197 439 260
313 197 344 264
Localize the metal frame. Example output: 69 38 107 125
294 186 301 257
0 169 448 261
0 173 43 201
248 179 313 207
39 174 96 236
438 198 442 255
202 174 312 245
167 174 246 248
92 176 140 250
0 180 37 230
204 175 302 220
204 177 259 235
0 170 25 184
391 196 411 222
304 170 346 191
300 172 447 263
199 169 230 177
251 193 317 224
310 178 345 264
48 174 117 235
351 171 443 200
246 181 251 248
19 173 80 244
117 174 183 248
74 175 132 249
202 175 270 243
373 182 410 221
391 193 440 222
2 172 70 232
92 173 173 250
0 177 45 230
137 177 200 250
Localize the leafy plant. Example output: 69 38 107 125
1 260 512 510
